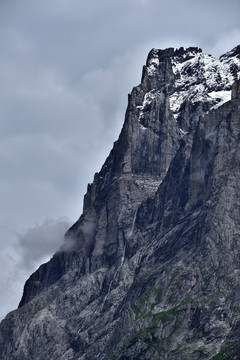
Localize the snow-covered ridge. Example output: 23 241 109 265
142 46 240 121
136 89 163 125
170 48 239 116
147 52 160 76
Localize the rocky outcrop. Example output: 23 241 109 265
18 47 184 307
0 46 240 360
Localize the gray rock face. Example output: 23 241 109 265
1 46 240 360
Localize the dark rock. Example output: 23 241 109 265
1 46 240 360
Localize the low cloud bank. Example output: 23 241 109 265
0 218 70 321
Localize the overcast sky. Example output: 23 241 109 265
0 0 239 320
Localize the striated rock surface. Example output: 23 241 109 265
1 46 240 360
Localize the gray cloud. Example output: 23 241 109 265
17 218 70 269
0 0 239 320
0 218 70 320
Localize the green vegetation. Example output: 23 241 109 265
211 342 240 360
105 288 195 360
152 307 177 323
131 286 162 318
166 293 176 305
131 304 141 317
124 306 184 358
155 288 163 303
140 288 152 303
128 287 196 358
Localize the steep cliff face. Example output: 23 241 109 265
0 46 240 360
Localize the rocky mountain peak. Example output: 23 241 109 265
140 46 240 135
219 44 240 61
1 46 240 360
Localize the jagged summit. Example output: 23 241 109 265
146 46 203 72
1 46 240 360
142 45 240 132
219 44 240 61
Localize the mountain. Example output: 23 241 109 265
1 45 240 360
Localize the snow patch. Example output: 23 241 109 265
147 50 160 76
140 124 147 130
141 47 240 127
179 128 187 136
208 90 231 110
169 50 240 118
137 90 158 121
